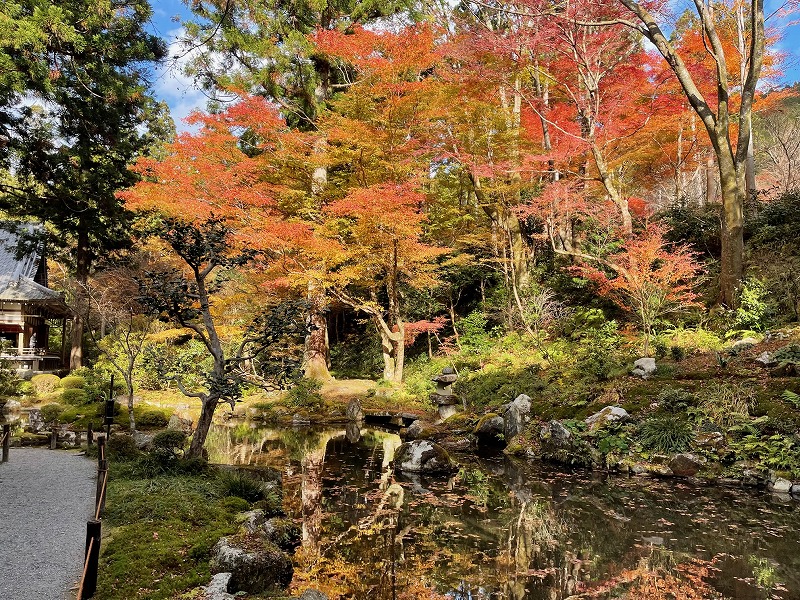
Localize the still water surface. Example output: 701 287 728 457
206 422 799 599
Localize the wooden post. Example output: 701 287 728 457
87 422 94 447
50 426 58 450
81 519 101 599
2 424 9 462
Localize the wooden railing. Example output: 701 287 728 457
75 436 109 599
1 424 9 463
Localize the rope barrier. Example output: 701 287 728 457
75 537 95 600
94 469 109 521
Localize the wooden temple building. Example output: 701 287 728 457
0 224 70 374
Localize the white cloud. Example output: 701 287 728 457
151 28 209 133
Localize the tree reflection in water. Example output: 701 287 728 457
206 422 800 599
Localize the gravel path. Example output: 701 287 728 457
0 448 96 600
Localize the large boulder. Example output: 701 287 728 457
585 406 630 429
631 358 657 378
474 414 504 445
394 440 457 475
167 415 193 434
345 398 364 421
132 431 154 451
300 590 329 600
26 408 44 433
668 453 706 477
210 536 293 594
1 399 21 414
261 517 301 552
503 394 532 439
540 420 572 448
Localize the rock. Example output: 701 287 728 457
695 431 725 448
510 394 532 415
394 440 457 474
769 478 793 493
240 510 267 534
474 414 504 445
755 351 777 367
437 403 459 421
630 462 673 477
300 589 329 600
669 453 706 477
405 420 427 440
345 398 364 421
768 473 793 493
585 406 630 429
262 517 301 552
540 420 572 447
731 337 759 351
132 431 154 450
791 484 800 496
167 415 193 434
292 413 311 426
26 408 44 433
210 536 293 594
631 357 657 378
1 399 20 413
203 572 235 600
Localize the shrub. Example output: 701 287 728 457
458 310 492 351
136 409 169 429
217 470 271 503
31 374 61 395
61 388 89 406
656 387 693 413
57 405 88 424
670 346 686 362
152 430 187 457
638 416 694 453
284 378 324 410
60 375 86 390
40 403 64 424
730 279 773 332
699 383 754 428
107 433 140 461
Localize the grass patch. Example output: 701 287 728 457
97 470 243 600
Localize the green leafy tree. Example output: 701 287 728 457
0 0 171 369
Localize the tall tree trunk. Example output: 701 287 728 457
303 136 333 381
188 397 217 459
70 222 90 370
304 282 332 381
718 152 745 306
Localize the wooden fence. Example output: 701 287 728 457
75 435 109 599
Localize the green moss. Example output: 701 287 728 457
97 472 243 600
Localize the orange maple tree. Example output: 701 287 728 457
575 225 703 355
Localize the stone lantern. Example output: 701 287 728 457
430 366 459 420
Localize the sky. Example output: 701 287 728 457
145 0 800 133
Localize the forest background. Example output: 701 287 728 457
4 0 800 459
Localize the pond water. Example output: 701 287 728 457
205 421 800 599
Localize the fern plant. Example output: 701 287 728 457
781 389 800 409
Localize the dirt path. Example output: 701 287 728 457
0 448 96 600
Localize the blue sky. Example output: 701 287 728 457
146 0 800 132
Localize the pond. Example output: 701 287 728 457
205 421 800 600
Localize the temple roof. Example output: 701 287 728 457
0 224 70 314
